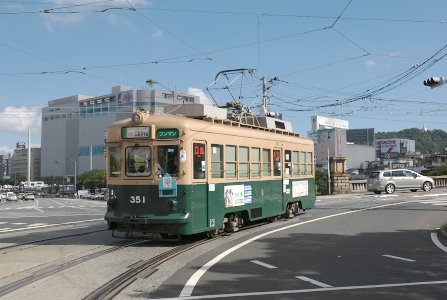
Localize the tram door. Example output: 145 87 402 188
192 142 208 230
273 148 284 212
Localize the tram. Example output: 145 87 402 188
105 109 316 238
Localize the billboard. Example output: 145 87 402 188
375 139 401 154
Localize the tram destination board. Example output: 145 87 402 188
122 127 151 138
157 128 179 139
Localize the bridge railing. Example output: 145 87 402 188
348 176 447 193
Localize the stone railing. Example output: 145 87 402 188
348 176 447 193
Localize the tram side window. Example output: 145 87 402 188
157 145 179 177
262 149 271 177
109 147 122 177
285 150 292 176
226 145 237 178
126 146 151 177
306 152 313 175
211 144 224 178
251 147 260 178
273 149 281 176
193 143 206 179
299 151 306 176
292 151 299 176
239 146 249 178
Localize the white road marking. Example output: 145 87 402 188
34 207 45 213
0 222 7 225
420 201 447 204
154 279 447 299
0 219 103 233
27 223 48 227
250 260 277 269
11 223 27 225
382 254 415 262
431 203 447 206
296 276 332 288
179 200 415 297
379 195 398 198
431 233 447 253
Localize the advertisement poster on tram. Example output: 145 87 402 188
224 184 252 208
292 180 309 198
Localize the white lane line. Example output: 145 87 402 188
250 260 277 269
154 279 447 300
431 203 447 206
379 195 398 198
420 200 447 204
11 223 27 225
0 222 7 225
27 223 48 227
0 219 103 234
34 207 44 213
295 276 332 288
179 200 415 297
431 233 447 253
382 254 415 262
0 228 12 232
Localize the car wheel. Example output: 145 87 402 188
385 183 395 194
410 189 418 192
422 181 432 192
373 191 382 195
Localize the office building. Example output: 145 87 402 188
11 147 41 181
347 128 375 146
41 86 199 180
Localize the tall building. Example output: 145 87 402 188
41 86 199 180
0 153 12 180
347 128 375 146
11 147 41 181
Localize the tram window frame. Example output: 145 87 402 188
211 144 224 179
292 151 299 176
239 146 249 178
273 149 282 177
108 146 122 177
299 151 306 176
157 145 179 177
262 148 271 177
225 145 237 179
306 152 313 175
251 147 261 178
125 146 152 177
193 143 206 179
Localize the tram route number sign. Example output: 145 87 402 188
157 128 179 139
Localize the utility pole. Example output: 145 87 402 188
27 128 31 190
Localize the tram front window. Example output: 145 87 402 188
126 146 151 177
157 145 179 177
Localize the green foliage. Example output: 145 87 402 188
428 164 447 176
315 170 329 195
375 128 447 154
0 173 27 185
77 169 106 191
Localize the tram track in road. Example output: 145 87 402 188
0 239 150 298
82 237 213 300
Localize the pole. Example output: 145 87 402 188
27 128 31 189
327 148 331 195
90 145 93 171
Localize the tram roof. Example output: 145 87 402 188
108 112 313 144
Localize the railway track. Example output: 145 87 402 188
0 239 150 297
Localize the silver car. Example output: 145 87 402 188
367 169 434 194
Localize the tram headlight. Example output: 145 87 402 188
131 112 143 125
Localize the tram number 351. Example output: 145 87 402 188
130 196 146 204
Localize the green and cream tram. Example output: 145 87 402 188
105 110 316 238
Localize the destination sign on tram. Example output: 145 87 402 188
122 127 151 138
156 128 179 139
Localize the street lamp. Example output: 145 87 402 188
423 76 446 88
67 158 77 197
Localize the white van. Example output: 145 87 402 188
6 192 17 201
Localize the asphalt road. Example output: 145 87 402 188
0 197 106 235
147 189 447 300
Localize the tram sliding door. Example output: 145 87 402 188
192 142 208 231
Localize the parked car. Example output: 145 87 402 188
6 192 17 201
367 169 435 194
24 193 35 201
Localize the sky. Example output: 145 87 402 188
1 0 447 155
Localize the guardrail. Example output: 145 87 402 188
348 175 447 193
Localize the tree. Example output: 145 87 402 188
315 170 329 195
6 173 27 185
428 164 447 176
77 169 106 192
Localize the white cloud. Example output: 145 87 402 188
152 28 164 38
0 106 42 135
0 146 14 155
187 88 215 106
366 59 376 68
